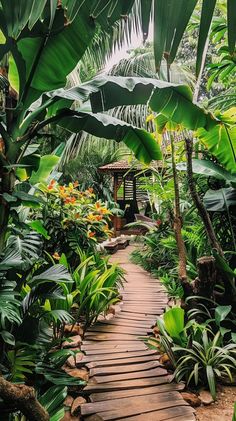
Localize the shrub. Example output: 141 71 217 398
36 181 113 258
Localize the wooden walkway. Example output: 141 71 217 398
81 246 195 421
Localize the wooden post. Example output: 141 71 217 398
194 256 217 298
113 173 118 236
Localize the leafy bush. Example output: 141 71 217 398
147 307 236 399
160 274 184 300
174 330 236 400
71 249 125 330
37 180 113 257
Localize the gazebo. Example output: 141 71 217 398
99 160 163 235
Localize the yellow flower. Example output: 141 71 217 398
52 252 60 260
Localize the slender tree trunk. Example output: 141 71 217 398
0 169 15 253
0 377 49 421
170 132 187 281
185 136 224 256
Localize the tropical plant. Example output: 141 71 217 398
0 1 165 255
147 307 236 399
72 249 125 331
174 330 236 400
37 180 113 257
160 274 184 300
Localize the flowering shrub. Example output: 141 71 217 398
38 180 112 257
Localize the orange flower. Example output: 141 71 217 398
64 196 76 204
73 181 79 188
48 179 56 190
52 252 60 260
88 231 96 238
95 202 101 211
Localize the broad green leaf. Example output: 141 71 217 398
15 167 28 181
169 0 197 65
0 330 15 346
153 0 197 70
57 110 162 164
29 155 60 185
163 307 185 340
206 365 216 400
140 0 152 41
215 305 232 326
213 250 236 280
177 159 236 183
39 385 67 418
28 0 47 29
89 76 171 112
197 124 236 174
8 54 19 93
150 85 208 130
28 220 50 240
13 191 43 204
203 188 236 212
196 0 217 76
30 265 72 287
227 0 236 54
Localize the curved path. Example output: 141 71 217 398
80 246 195 421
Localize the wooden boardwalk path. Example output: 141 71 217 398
81 246 195 421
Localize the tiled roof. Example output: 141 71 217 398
99 160 164 173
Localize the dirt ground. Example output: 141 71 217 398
196 385 236 421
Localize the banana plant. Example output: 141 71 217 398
0 1 163 253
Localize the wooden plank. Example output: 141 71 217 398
81 333 145 344
120 309 163 315
86 354 160 368
89 383 185 402
83 334 142 341
90 361 160 376
116 313 156 321
86 401 189 420
80 350 159 364
104 405 195 421
93 367 167 383
83 345 148 354
87 325 150 335
98 319 152 328
84 376 171 393
81 393 183 416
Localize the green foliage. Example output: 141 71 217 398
72 250 125 329
148 307 236 399
174 330 236 400
38 385 67 421
160 274 184 300
6 345 35 383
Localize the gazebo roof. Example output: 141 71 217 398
99 159 164 173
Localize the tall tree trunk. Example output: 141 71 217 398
185 136 224 256
0 377 49 421
170 132 187 281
